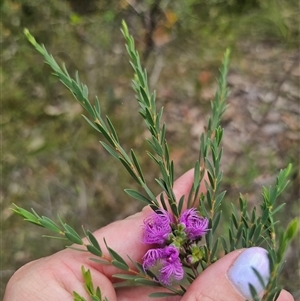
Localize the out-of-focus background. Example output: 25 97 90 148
1 0 299 299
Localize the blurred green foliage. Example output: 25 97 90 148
1 0 299 299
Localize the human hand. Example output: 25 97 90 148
4 169 294 301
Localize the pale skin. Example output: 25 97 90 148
4 169 294 301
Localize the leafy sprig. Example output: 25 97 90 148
262 218 298 301
194 49 230 269
12 204 99 254
121 21 178 216
73 267 109 301
222 164 293 253
13 21 298 300
218 164 298 301
11 204 168 291
23 27 160 212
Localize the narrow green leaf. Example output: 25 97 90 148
220 236 228 254
205 228 213 250
62 223 83 245
186 272 196 283
170 160 174 187
284 218 299 241
146 151 159 164
100 141 119 160
73 291 87 301
231 212 238 230
87 230 102 252
81 267 93 289
207 170 215 190
261 208 270 224
148 137 163 156
205 157 214 177
11 205 42 226
105 116 119 143
104 239 129 269
193 161 200 191
252 267 267 289
39 217 61 233
140 182 157 204
249 223 257 239
180 285 187 293
271 203 286 215
212 211 222 233
178 195 185 215
249 284 260 301
170 202 179 218
155 178 168 193
136 66 146 88
119 157 140 184
94 96 101 116
211 238 219 260
89 258 111 265
81 115 103 134
111 260 129 271
160 123 166 145
86 245 102 257
133 278 161 287
251 207 257 223
159 193 168 212
42 235 68 240
95 122 115 146
67 246 88 252
252 224 262 244
229 228 235 251
124 189 152 205
236 224 243 244
206 189 212 210
112 274 140 280
65 232 84 245
139 86 150 107
211 145 218 165
215 191 226 210
131 149 145 182
127 256 145 274
158 161 170 187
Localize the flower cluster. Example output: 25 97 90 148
142 208 209 285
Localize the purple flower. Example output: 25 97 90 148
179 208 209 240
142 209 173 245
142 248 163 270
159 245 184 285
143 245 184 285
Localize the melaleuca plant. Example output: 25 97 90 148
12 21 298 300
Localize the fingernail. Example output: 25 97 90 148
227 247 270 300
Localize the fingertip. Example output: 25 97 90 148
227 247 270 300
278 290 295 301
182 247 295 301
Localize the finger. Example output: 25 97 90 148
73 168 203 279
181 247 295 301
277 290 295 301
3 254 118 301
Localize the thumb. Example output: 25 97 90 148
181 247 294 301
